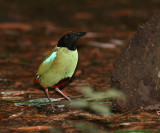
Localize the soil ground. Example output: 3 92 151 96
1 0 160 132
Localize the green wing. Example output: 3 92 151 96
36 46 59 76
38 48 78 87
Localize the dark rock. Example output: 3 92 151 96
112 12 160 111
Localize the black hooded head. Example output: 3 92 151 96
57 32 86 51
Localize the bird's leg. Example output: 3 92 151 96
55 87 72 102
44 88 55 111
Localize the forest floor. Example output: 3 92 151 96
1 0 160 132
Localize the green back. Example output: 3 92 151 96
36 47 59 76
36 46 78 87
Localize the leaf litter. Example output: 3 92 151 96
1 0 160 132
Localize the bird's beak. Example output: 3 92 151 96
77 32 87 37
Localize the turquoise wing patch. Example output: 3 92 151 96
43 51 57 64
36 48 59 76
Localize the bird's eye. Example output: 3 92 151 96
64 36 68 38
64 34 71 39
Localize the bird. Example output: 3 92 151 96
34 31 86 111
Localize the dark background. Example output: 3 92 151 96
1 0 159 29
1 0 160 132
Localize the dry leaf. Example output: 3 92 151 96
74 12 93 19
0 23 32 30
18 126 52 131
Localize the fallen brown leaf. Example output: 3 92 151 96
17 126 52 131
0 114 7 118
140 112 158 118
127 125 144 129
0 23 32 30
74 12 93 19
110 8 132 18
9 112 24 119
